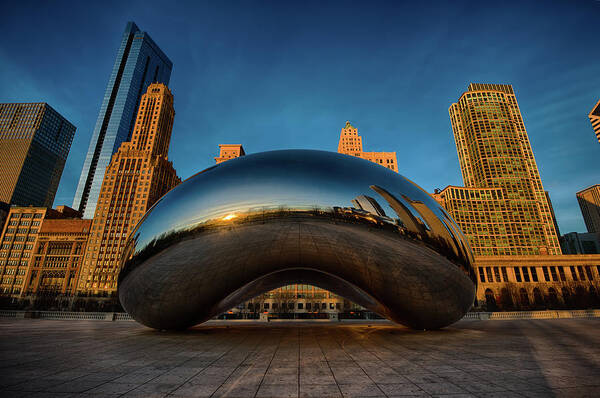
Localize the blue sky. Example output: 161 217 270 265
1 0 598 233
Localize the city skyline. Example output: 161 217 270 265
73 22 172 219
1 1 598 234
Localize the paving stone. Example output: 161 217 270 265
378 382 427 396
338 383 386 397
300 383 343 397
0 318 599 398
416 381 466 394
255 383 298 398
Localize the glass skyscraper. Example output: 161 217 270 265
0 103 76 207
73 21 172 218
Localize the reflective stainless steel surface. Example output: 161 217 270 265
118 150 477 330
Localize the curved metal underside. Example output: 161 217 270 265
118 150 477 330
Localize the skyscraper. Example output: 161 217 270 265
435 83 561 256
577 184 600 233
73 22 172 219
77 84 180 294
337 121 398 172
589 99 600 144
0 103 76 207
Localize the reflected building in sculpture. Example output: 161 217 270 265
117 150 477 330
212 144 347 316
73 22 172 219
77 84 180 295
435 83 561 256
212 123 402 318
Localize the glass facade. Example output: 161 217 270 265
73 21 172 219
0 103 76 207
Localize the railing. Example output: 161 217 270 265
0 309 599 322
37 311 112 320
464 309 600 320
113 312 133 321
0 310 20 318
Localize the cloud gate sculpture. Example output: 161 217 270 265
118 150 477 330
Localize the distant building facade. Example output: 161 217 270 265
24 218 91 297
577 184 600 234
337 121 398 172
561 232 600 255
235 285 350 319
73 22 173 219
545 191 561 237
436 83 561 256
0 202 10 238
0 206 85 298
0 103 76 207
77 84 180 295
474 255 600 310
589 99 600 144
215 144 245 164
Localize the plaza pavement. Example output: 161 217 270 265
0 318 599 398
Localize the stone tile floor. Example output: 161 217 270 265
0 318 599 397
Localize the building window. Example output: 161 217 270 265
558 267 567 281
514 267 522 282
478 268 485 283
542 267 550 282
570 266 578 281
585 267 594 281
577 266 586 281
297 303 303 310
501 267 508 282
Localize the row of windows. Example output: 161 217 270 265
10 212 42 219
1 243 33 250
4 228 38 235
246 302 340 311
478 265 598 284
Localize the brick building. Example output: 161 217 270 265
0 206 87 303
77 83 180 295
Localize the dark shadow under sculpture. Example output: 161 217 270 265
118 150 477 330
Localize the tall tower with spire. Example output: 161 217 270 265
77 83 180 294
